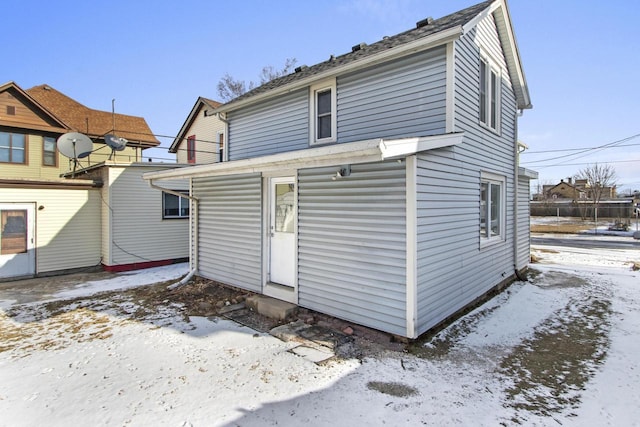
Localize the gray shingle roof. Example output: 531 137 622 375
223 0 494 108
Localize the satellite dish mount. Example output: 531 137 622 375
56 132 94 177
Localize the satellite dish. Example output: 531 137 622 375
104 134 128 151
57 132 93 159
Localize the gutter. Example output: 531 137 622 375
147 179 199 289
142 133 465 182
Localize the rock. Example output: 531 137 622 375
231 298 238 305
342 326 354 335
198 302 213 312
215 301 225 309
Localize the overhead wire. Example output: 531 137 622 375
521 132 640 167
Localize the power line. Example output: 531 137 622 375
521 132 640 166
522 158 640 168
525 142 640 154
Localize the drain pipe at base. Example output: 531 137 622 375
513 109 526 282
148 179 199 290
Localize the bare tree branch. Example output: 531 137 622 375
216 58 297 102
576 163 618 205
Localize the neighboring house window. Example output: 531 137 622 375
43 136 57 166
163 192 190 219
187 135 196 164
0 131 26 164
309 79 336 145
480 172 505 243
218 132 224 163
479 56 500 131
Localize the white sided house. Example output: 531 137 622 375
170 97 225 165
145 0 537 338
71 162 190 272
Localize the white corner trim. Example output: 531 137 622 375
445 42 456 133
405 155 418 339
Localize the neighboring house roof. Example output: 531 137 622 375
26 84 160 148
215 0 529 114
545 181 585 198
169 97 222 153
0 81 68 133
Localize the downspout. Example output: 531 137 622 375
513 109 525 281
216 113 229 162
148 179 199 289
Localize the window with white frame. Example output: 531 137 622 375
480 172 505 242
163 192 189 219
479 56 500 131
309 80 336 145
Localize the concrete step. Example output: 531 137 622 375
245 294 298 321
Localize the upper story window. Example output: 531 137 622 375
43 136 57 166
163 192 190 219
187 135 196 164
309 80 336 145
479 56 501 132
218 132 224 163
0 131 26 164
480 172 505 245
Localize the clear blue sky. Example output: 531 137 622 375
5 0 640 192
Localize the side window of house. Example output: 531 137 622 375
309 80 336 145
163 192 189 219
43 136 57 166
187 135 196 164
218 132 224 163
0 131 26 164
479 56 500 132
480 172 505 243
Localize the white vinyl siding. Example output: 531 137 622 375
175 107 225 164
104 166 189 266
337 47 447 143
298 161 407 336
0 187 101 274
228 89 308 160
193 174 263 292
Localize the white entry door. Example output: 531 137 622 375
0 204 35 279
268 177 296 290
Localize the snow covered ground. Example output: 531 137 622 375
1 245 639 426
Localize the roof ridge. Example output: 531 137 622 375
222 0 495 107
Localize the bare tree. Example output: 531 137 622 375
217 58 297 102
576 163 618 205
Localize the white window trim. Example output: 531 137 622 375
309 79 337 145
479 53 501 134
480 171 506 248
162 191 190 219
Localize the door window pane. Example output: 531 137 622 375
275 183 294 233
1 210 27 254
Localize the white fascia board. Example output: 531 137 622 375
143 133 465 182
379 133 464 159
518 167 538 180
213 26 464 115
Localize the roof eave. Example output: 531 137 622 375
169 97 209 152
143 132 464 182
213 26 464 115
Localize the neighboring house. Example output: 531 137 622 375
541 178 616 201
170 97 224 164
543 179 586 200
0 81 188 280
145 0 537 338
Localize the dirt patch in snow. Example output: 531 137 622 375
500 292 612 422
